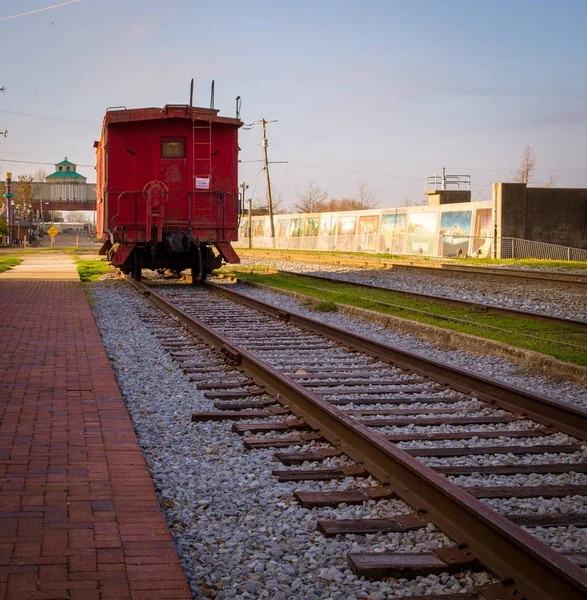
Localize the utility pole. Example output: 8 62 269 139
248 196 252 249
251 118 287 246
239 181 250 247
239 181 249 220
259 118 277 240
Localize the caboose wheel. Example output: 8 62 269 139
190 244 207 284
132 251 143 282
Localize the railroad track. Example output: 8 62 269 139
124 276 587 600
271 269 587 332
237 248 587 286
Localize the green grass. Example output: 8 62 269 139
0 257 22 273
314 301 338 312
75 258 113 282
221 269 587 366
453 257 587 272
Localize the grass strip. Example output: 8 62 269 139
0 257 22 273
220 268 587 366
75 258 113 282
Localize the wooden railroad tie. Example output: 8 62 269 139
348 545 482 579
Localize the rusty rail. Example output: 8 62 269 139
124 276 587 600
207 282 587 441
274 269 587 331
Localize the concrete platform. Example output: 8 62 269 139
0 253 80 281
0 257 191 599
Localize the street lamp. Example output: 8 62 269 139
26 204 33 241
4 172 13 245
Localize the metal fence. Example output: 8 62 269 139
234 234 587 261
496 237 587 261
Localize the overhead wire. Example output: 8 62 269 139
0 157 94 167
0 0 81 22
0 108 96 127
287 161 423 181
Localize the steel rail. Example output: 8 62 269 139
125 276 587 600
275 269 587 331
207 282 587 441
237 249 587 286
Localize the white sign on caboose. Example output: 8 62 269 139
195 177 210 190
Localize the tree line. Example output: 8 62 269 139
249 145 558 215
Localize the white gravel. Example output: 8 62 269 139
89 274 587 599
91 278 500 599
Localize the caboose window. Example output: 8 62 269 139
161 139 186 159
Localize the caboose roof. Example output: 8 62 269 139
102 105 242 128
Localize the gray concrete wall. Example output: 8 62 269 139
493 183 587 250
526 187 587 249
426 190 471 205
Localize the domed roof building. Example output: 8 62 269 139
45 157 88 201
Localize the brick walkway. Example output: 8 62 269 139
0 263 191 599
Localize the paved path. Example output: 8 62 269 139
0 253 79 281
0 255 191 599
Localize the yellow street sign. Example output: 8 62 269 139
47 226 59 237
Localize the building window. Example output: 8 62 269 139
66 167 70 171
161 138 186 159
59 167 63 171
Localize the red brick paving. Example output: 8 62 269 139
0 281 192 599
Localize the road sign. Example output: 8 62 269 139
47 226 59 237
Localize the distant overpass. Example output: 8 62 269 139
42 200 96 211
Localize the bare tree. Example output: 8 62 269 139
321 180 379 212
33 169 46 183
31 169 47 221
512 145 557 187
354 179 379 210
251 191 285 215
294 181 328 213
13 175 34 209
401 197 426 207
322 197 351 211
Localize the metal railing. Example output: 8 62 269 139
425 174 471 191
234 233 587 261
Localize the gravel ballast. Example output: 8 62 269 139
210 277 587 409
89 276 586 599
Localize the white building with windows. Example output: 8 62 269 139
45 157 89 202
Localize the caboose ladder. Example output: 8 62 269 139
192 114 212 185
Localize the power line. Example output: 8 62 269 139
246 168 265 186
288 162 423 181
0 157 94 167
0 0 81 22
0 109 96 127
1 150 95 157
249 169 265 201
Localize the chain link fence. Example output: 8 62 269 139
234 234 587 261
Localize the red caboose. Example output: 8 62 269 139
96 101 242 281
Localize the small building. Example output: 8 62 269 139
45 158 89 203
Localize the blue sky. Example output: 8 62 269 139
1 0 586 209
